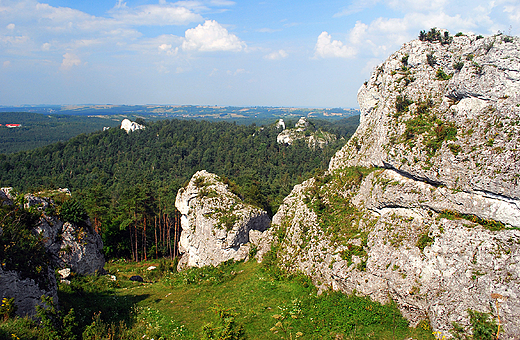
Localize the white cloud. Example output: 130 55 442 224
349 21 368 44
210 1 236 6
111 4 203 26
334 0 380 17
7 23 15 30
41 42 51 51
264 49 288 60
60 52 81 70
3 61 11 68
386 0 449 12
158 43 178 55
504 5 520 24
182 20 246 52
227 68 246 75
313 32 356 59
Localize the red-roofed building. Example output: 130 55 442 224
5 124 21 128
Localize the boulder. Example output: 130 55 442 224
175 170 270 269
26 194 105 276
130 275 144 282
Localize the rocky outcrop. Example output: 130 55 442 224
329 32 520 201
0 266 58 317
277 117 336 148
0 190 104 317
25 194 105 275
175 170 270 269
263 32 520 339
120 119 145 133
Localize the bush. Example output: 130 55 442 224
436 68 453 81
427 53 437 67
419 28 452 44
60 198 88 225
0 204 51 290
0 298 17 321
202 307 245 340
395 95 413 115
453 61 464 71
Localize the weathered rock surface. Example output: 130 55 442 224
0 190 105 317
330 32 520 201
277 117 336 148
0 266 58 317
175 170 270 269
263 32 520 339
26 194 105 275
120 118 145 133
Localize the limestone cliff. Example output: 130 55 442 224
175 170 270 269
120 118 145 133
262 32 520 339
277 117 336 149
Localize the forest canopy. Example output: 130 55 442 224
0 116 359 260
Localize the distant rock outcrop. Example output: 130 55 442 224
175 170 270 269
277 117 336 148
262 32 520 339
120 119 145 133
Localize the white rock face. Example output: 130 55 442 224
264 33 520 339
275 119 286 130
120 119 145 133
329 33 520 201
276 117 336 148
175 170 270 269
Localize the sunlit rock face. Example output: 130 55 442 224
121 119 145 133
276 117 336 148
261 32 520 338
175 170 270 269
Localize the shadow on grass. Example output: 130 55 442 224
58 275 149 331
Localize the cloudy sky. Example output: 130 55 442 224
1 0 518 108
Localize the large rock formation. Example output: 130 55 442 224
277 117 336 148
261 32 520 339
24 193 105 275
175 170 270 269
0 190 105 316
120 118 145 133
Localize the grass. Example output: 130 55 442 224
1 259 435 340
438 210 506 231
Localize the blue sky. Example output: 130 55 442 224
1 0 519 108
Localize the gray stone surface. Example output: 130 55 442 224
329 33 520 202
0 266 58 317
262 33 520 339
26 195 105 275
0 191 105 317
175 170 270 269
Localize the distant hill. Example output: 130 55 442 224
0 112 120 154
0 106 359 154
